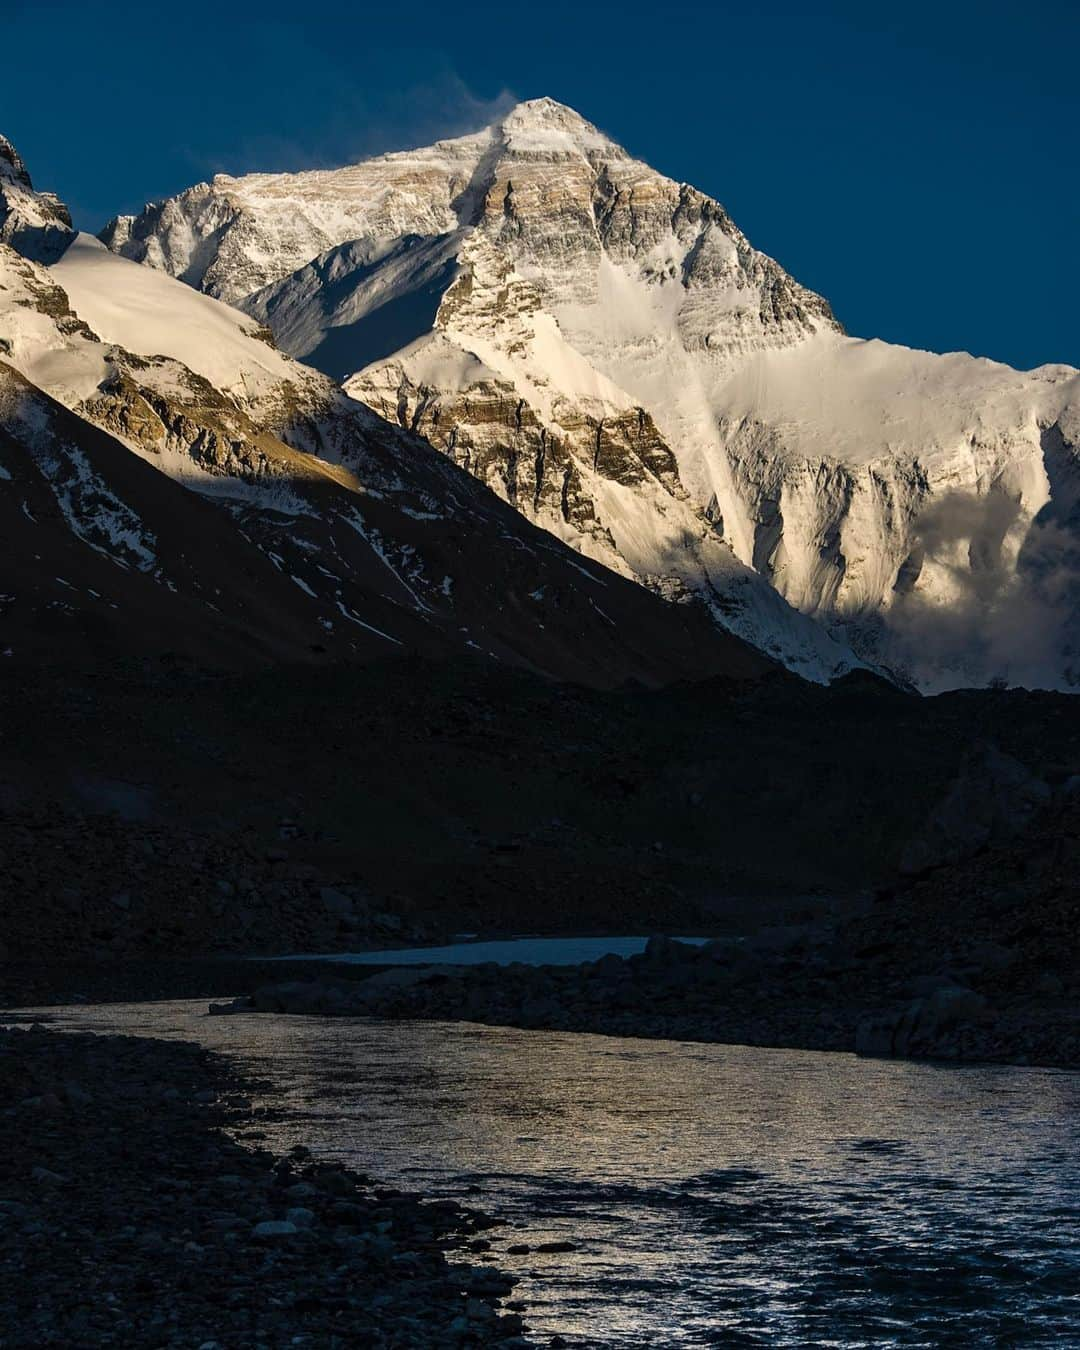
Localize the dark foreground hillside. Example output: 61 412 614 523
2 654 1077 967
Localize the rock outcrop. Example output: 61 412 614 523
0 135 74 263
900 743 1052 873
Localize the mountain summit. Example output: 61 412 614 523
490 96 627 151
101 97 836 350
102 100 1080 689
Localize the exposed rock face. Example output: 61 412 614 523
855 986 989 1060
102 98 1080 690
342 225 857 682
0 135 74 264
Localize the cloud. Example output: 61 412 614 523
179 41 517 181
883 487 1080 691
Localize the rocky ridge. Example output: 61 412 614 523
0 134 74 263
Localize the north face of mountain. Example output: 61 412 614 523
103 98 1080 691
101 99 835 351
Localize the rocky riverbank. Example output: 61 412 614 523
207 941 1074 1070
0 957 400 1014
216 947 1079 1070
204 790 1080 1072
0 1024 536 1347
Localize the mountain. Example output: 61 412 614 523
5 134 1079 987
0 142 774 687
103 98 1080 691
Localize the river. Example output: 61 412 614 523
19 999 1080 1346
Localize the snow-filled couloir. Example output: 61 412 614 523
103 98 1080 690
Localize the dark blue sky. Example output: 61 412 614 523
2 0 1076 370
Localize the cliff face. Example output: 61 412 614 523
102 98 1080 690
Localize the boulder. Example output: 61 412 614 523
208 997 252 1015
923 985 986 1028
319 887 354 921
251 1220 298 1240
642 935 697 962
854 1016 898 1058
747 925 815 954
856 985 988 1059
358 964 467 992
519 996 560 1025
346 964 471 1011
698 938 743 963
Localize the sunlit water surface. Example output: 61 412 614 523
18 1002 1080 1347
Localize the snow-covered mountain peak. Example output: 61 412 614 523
504 95 590 124
96 106 1080 689
497 97 624 158
0 132 74 264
